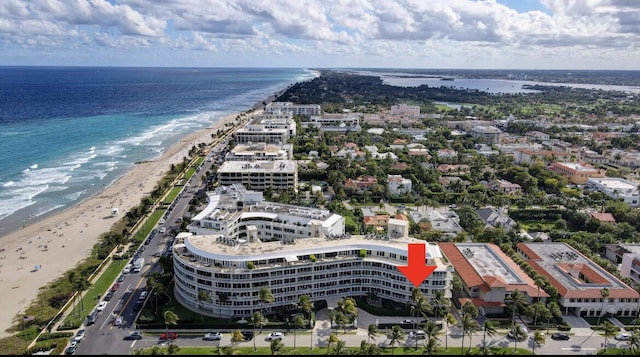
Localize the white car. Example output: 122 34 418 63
72 330 86 343
114 316 124 326
96 301 108 312
159 227 166 234
266 332 284 341
615 332 631 341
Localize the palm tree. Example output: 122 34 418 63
68 271 89 316
460 313 480 354
532 330 545 355
146 273 166 313
331 340 347 355
269 338 284 355
251 311 266 351
532 277 545 327
218 292 229 318
433 290 450 321
410 288 424 331
259 288 274 317
367 324 379 344
443 313 457 351
292 314 305 351
423 336 442 356
386 325 406 355
600 320 618 351
163 310 179 336
216 346 238 356
197 290 210 322
231 330 244 345
628 329 640 354
482 320 497 354
511 325 528 353
596 287 610 326
547 301 561 334
358 340 382 355
327 332 339 352
167 343 180 355
296 295 314 350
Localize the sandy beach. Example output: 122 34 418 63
0 112 242 337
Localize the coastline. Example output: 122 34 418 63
0 111 243 337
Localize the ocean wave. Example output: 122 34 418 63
31 203 66 219
0 185 50 220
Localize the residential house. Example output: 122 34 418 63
387 174 412 196
477 206 517 231
585 177 640 207
344 176 378 194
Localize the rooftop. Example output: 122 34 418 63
517 242 640 299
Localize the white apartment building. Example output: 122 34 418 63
265 102 322 116
390 103 420 117
470 126 503 145
387 174 412 196
585 177 640 207
217 160 298 191
303 113 362 132
225 142 293 161
234 115 297 145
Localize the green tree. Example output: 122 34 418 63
218 292 229 318
532 330 545 355
270 338 284 355
259 287 275 316
167 343 180 355
231 330 244 345
251 311 266 351
423 336 442 356
292 314 305 351
547 301 561 334
601 320 618 351
330 340 347 355
387 325 406 355
163 310 179 336
596 287 610 326
367 324 379 344
197 290 210 322
297 294 315 350
460 313 480 354
443 313 457 351
482 320 498 354
327 332 339 352
357 340 382 355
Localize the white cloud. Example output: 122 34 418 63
1 0 639 68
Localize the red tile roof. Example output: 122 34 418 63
590 212 616 223
439 242 548 299
516 243 640 299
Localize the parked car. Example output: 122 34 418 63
85 311 98 326
96 301 108 312
159 227 166 234
133 301 144 311
402 319 414 324
409 330 426 339
241 330 254 341
551 333 570 341
65 342 77 355
507 330 527 342
203 332 222 341
265 332 284 341
123 331 144 340
615 332 631 341
114 316 124 326
160 332 179 340
117 274 126 282
72 329 86 343
103 291 114 301
110 283 120 292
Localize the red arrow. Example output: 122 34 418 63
397 243 437 287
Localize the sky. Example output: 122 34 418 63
1 0 639 70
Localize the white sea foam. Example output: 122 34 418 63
31 203 66 218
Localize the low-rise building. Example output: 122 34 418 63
439 242 549 314
604 244 640 285
387 174 412 196
265 102 322 116
225 142 293 161
516 242 640 317
303 113 362 132
585 177 640 207
470 126 504 145
217 160 297 191
390 103 420 116
408 207 463 237
547 162 606 185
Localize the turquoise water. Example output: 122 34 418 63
0 67 317 235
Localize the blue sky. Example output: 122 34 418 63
1 0 639 70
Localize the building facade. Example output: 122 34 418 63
265 102 322 116
174 185 453 318
547 162 606 185
516 242 640 317
585 177 640 207
217 161 298 191
225 142 293 161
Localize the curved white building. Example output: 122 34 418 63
173 184 453 318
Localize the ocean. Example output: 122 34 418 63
0 67 317 236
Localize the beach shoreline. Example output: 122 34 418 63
0 110 244 337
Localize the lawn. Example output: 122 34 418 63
132 345 533 355
60 258 129 329
183 167 196 180
515 219 556 232
161 186 183 204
